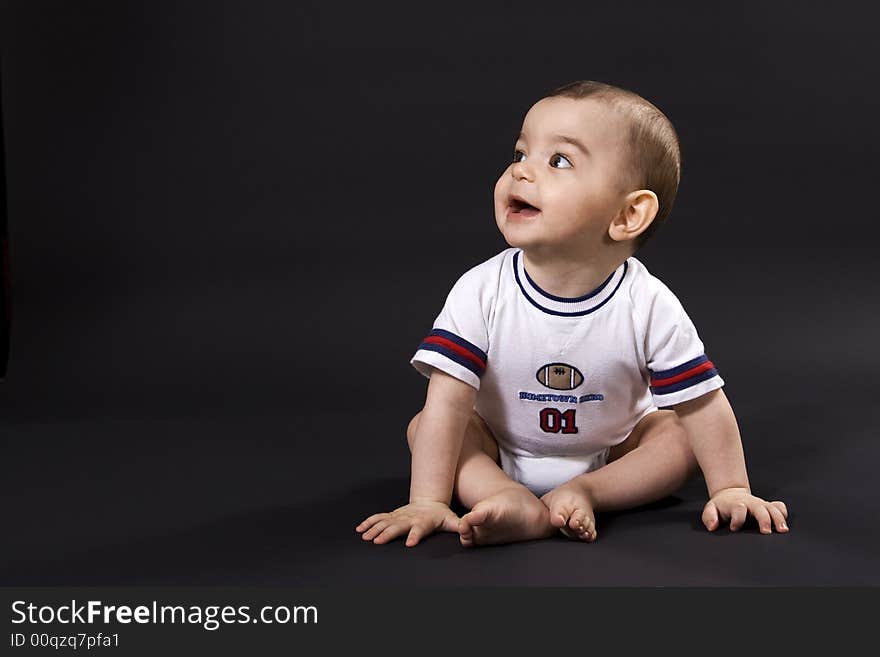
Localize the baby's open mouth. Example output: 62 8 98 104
508 196 541 219
510 198 539 212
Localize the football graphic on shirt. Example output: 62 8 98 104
536 362 584 390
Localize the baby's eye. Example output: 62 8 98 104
512 149 526 163
550 153 572 169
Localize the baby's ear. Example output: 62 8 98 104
608 190 658 244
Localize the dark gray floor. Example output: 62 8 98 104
2 261 878 586
1 399 877 587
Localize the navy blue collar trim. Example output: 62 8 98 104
523 261 615 302
512 250 628 317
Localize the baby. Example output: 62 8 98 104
356 80 789 547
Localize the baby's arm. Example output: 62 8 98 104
356 369 477 546
674 389 789 534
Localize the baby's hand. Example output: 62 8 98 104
540 480 597 542
703 487 789 534
356 499 460 547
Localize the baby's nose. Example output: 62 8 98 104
511 160 534 182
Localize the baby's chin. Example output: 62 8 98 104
497 208 541 231
496 223 535 250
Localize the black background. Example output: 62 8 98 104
1 1 878 585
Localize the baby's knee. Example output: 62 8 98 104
653 413 689 447
663 415 698 472
635 411 693 457
405 408 497 459
468 412 500 462
406 411 422 452
665 414 689 443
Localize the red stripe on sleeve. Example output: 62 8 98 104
650 360 715 387
423 335 486 371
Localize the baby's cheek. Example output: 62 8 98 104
493 180 509 216
493 172 509 199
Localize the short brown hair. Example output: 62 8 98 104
546 80 681 248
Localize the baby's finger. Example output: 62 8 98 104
356 513 388 533
729 503 748 532
361 519 391 541
372 522 407 545
771 501 788 519
702 501 719 531
767 503 789 532
405 523 428 547
752 503 773 534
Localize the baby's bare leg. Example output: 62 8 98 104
542 409 697 543
578 409 699 513
407 410 506 509
407 410 554 546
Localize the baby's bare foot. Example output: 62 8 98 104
542 481 598 542
459 487 555 547
551 504 597 542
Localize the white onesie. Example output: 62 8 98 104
411 247 724 496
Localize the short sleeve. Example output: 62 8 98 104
642 280 724 407
410 266 492 391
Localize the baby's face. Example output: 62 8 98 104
494 96 633 258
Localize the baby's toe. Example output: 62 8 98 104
551 511 570 529
557 526 577 540
464 505 490 528
567 509 592 533
458 518 475 547
577 518 596 542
